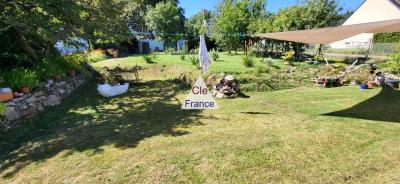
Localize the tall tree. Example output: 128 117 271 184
272 0 343 32
124 0 183 33
145 1 185 45
268 0 345 57
212 0 266 53
184 10 215 50
0 0 129 67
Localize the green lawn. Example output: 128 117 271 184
92 52 285 74
1 54 400 183
1 75 400 183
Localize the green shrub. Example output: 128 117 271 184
370 43 398 56
188 56 199 65
39 57 68 79
0 103 5 120
210 49 219 62
242 55 254 68
383 53 400 74
88 49 107 62
63 54 86 70
4 68 39 90
99 67 118 83
385 61 400 74
256 66 270 75
180 55 186 61
143 55 155 64
106 49 119 58
343 67 371 82
391 53 400 62
165 48 176 55
281 51 295 62
332 63 347 71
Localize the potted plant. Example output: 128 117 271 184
41 57 65 82
0 76 13 102
0 87 13 102
281 51 295 65
20 69 39 93
99 67 118 86
5 68 39 94
52 64 65 82
64 54 84 77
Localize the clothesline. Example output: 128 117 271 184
131 31 253 37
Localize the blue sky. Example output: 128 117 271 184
180 0 365 18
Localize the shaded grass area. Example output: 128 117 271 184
0 82 400 183
0 80 211 179
325 87 400 123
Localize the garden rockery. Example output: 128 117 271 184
1 73 93 130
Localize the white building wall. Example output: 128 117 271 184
330 0 400 49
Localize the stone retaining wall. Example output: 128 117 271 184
1 72 93 129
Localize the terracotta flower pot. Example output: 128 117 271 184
0 92 13 102
53 75 62 82
20 86 31 94
367 81 377 88
69 70 76 77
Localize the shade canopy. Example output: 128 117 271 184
254 19 400 44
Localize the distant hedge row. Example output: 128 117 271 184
373 32 400 43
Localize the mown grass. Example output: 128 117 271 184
91 52 285 74
1 53 400 183
93 53 318 92
0 71 400 183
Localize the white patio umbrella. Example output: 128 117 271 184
199 35 211 72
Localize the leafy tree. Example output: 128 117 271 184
273 0 343 32
184 10 215 50
185 10 212 36
0 0 129 68
267 0 345 57
124 0 182 33
373 32 400 43
144 1 185 44
80 0 130 50
212 0 266 53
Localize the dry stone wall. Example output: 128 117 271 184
1 73 93 129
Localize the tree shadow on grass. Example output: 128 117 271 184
0 79 216 178
324 87 400 123
240 112 271 115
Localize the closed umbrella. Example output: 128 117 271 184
199 35 211 72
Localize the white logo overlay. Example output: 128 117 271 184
181 77 218 110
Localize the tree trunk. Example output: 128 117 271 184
11 25 38 65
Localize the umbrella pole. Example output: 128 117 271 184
365 38 373 60
316 44 332 68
